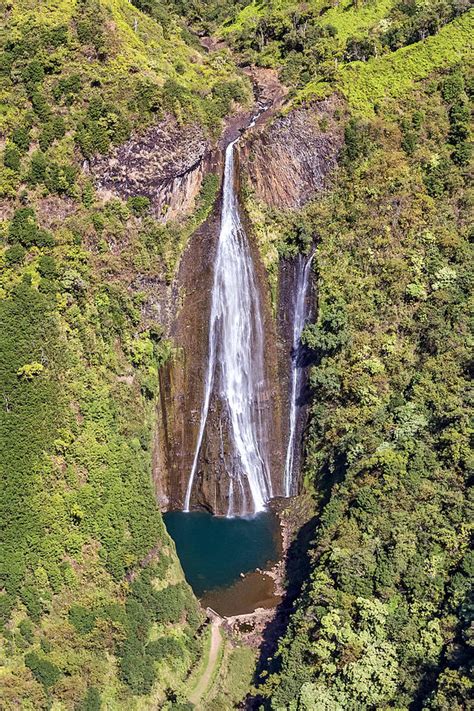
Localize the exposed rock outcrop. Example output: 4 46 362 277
153 94 341 515
239 95 344 209
154 188 287 514
91 116 212 221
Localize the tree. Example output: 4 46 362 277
25 652 62 689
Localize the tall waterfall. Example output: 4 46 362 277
283 253 314 497
184 136 272 516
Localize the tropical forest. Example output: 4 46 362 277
0 0 472 709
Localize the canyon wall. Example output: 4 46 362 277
91 116 214 221
237 94 343 209
92 94 343 514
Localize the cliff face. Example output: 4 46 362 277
155 191 287 515
82 91 342 516
91 116 212 221
238 95 344 209
153 97 341 514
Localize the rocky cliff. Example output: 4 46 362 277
91 116 213 221
153 96 341 514
238 95 344 209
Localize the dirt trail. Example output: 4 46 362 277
189 620 222 706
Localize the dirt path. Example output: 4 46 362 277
189 620 222 706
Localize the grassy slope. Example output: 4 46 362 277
219 0 473 117
243 26 472 711
320 0 396 41
286 10 474 110
222 0 396 40
340 9 472 113
0 1 244 708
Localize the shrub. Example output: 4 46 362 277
22 60 45 86
17 362 45 380
19 618 35 644
127 196 151 216
3 144 21 172
211 79 247 116
119 637 156 694
40 637 52 653
75 121 110 157
448 101 470 144
28 151 48 185
53 74 82 104
69 604 97 634
74 0 106 56
38 255 57 279
133 79 162 114
39 116 66 151
25 652 62 689
343 118 373 163
12 124 31 152
5 244 26 266
30 90 51 121
147 636 183 661
452 140 472 166
0 594 15 624
43 24 69 50
78 687 102 711
151 584 184 624
44 162 77 195
441 71 464 103
8 208 55 248
302 297 348 355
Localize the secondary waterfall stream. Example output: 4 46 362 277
184 134 272 516
283 253 314 496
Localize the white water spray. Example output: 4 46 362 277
283 253 314 497
184 136 271 515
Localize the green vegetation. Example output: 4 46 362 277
256 62 472 711
339 11 474 115
216 0 472 108
0 194 205 706
0 0 250 198
207 645 257 709
0 0 245 707
1 0 473 708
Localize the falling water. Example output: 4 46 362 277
283 253 314 497
184 135 271 516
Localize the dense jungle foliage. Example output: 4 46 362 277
249 50 473 711
0 0 246 707
1 0 472 708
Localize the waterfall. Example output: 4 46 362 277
184 136 272 516
283 253 314 497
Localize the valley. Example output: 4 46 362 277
0 1 472 709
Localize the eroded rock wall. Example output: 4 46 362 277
91 116 212 221
238 96 344 209
154 185 287 515
153 97 341 514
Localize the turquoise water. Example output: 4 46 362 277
164 511 280 597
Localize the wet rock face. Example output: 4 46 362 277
91 115 211 221
154 200 287 515
239 96 344 209
154 97 341 515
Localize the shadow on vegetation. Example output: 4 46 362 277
246 452 347 710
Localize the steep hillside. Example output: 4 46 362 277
234 10 473 710
0 1 248 708
257 66 473 709
1 0 472 709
